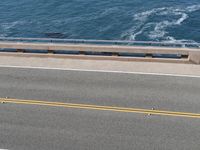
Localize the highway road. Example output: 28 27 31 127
0 67 200 150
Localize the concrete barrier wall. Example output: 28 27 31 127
0 41 200 64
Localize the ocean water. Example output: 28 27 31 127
0 0 200 43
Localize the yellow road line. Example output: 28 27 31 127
0 98 200 119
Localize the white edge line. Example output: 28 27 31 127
0 65 200 78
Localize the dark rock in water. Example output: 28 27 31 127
44 33 65 38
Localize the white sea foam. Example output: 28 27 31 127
186 4 200 12
0 21 27 37
175 12 188 25
164 36 198 44
134 7 166 21
123 4 200 43
149 21 168 39
1 21 25 30
130 23 153 40
0 21 26 38
149 12 188 39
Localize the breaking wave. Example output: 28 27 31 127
122 4 200 43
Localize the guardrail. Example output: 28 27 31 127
0 39 200 64
0 37 200 48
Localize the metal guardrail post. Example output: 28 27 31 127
16 49 25 53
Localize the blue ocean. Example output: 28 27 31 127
0 0 200 43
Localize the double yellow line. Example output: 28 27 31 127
0 98 200 119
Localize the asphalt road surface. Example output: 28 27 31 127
0 67 200 150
